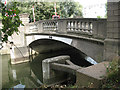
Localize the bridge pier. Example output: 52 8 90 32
104 1 120 61
10 46 29 64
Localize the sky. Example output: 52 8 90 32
75 0 107 18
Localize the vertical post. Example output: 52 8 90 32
58 19 67 34
104 0 120 61
54 2 57 16
33 5 35 22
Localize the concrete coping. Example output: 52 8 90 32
77 61 109 80
42 55 70 64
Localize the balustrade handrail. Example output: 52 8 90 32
26 18 107 39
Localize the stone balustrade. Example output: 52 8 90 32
26 18 107 39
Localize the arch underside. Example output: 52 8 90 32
29 38 97 67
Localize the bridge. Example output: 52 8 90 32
1 1 120 88
10 17 107 64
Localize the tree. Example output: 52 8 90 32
58 1 83 18
1 2 24 42
16 1 83 22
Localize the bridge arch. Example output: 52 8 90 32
26 33 104 63
26 35 73 46
29 38 97 67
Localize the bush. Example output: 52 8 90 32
102 57 120 88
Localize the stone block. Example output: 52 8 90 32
107 28 119 33
108 2 119 10
76 62 109 88
114 22 120 27
107 31 120 39
113 32 120 39
107 32 114 38
10 46 29 64
107 22 114 28
104 38 119 61
114 10 120 16
107 16 119 21
107 10 114 16
42 55 70 85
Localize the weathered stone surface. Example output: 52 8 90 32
105 1 120 61
10 46 30 64
76 61 109 88
51 62 82 75
104 39 119 60
42 55 70 85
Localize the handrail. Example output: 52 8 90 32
25 18 107 39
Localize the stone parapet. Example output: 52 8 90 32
104 1 120 61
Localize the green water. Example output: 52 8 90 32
2 52 63 88
1 51 73 88
2 54 43 88
1 48 93 88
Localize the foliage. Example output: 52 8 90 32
0 2 2 19
102 57 120 88
58 1 82 18
97 16 102 19
0 13 2 19
16 1 83 22
1 2 24 42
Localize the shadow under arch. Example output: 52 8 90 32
29 38 97 67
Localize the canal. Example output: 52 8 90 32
1 47 97 88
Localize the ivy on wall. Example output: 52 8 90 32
1 2 24 42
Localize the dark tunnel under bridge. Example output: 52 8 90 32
29 38 97 67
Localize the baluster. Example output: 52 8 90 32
84 22 87 32
86 22 89 33
73 21 75 31
43 23 44 30
88 22 91 33
82 22 85 32
54 21 56 31
80 22 82 32
53 22 55 31
56 22 58 31
71 21 73 31
47 22 50 30
51 22 53 31
67 21 70 31
90 22 93 33
76 21 79 32
70 21 71 31
45 22 47 30
49 22 51 31
44 22 46 30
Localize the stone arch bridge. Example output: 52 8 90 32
10 18 107 64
